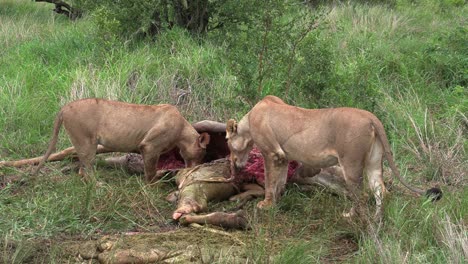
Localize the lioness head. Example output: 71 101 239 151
181 132 211 167
226 119 253 170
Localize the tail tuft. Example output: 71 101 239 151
425 187 443 202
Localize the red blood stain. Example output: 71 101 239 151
237 148 298 185
158 147 298 185
157 150 185 170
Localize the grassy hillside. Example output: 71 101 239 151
0 0 466 263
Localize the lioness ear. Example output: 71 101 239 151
226 119 238 139
198 132 210 149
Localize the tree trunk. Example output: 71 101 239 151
35 0 82 20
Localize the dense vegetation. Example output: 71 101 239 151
0 0 466 262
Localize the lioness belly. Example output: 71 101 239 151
94 116 156 152
97 138 140 152
293 154 338 169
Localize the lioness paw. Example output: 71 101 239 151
269 152 287 165
257 200 273 209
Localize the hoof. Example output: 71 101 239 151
172 206 194 220
172 212 184 220
172 209 189 220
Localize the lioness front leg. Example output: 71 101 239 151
139 144 160 183
229 183 265 202
257 153 288 209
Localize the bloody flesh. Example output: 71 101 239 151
157 147 299 185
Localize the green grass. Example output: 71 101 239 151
0 0 466 263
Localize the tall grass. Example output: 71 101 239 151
0 13 240 159
0 0 466 263
354 189 467 263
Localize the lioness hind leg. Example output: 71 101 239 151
366 140 387 220
340 162 365 218
73 142 97 180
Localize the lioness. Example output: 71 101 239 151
226 95 440 218
34 99 210 182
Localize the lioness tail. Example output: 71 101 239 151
32 111 63 175
371 117 426 195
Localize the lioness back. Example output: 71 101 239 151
60 98 184 152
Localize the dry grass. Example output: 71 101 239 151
382 88 467 188
0 10 55 49
405 109 467 186
437 214 468 264
1 1 466 263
